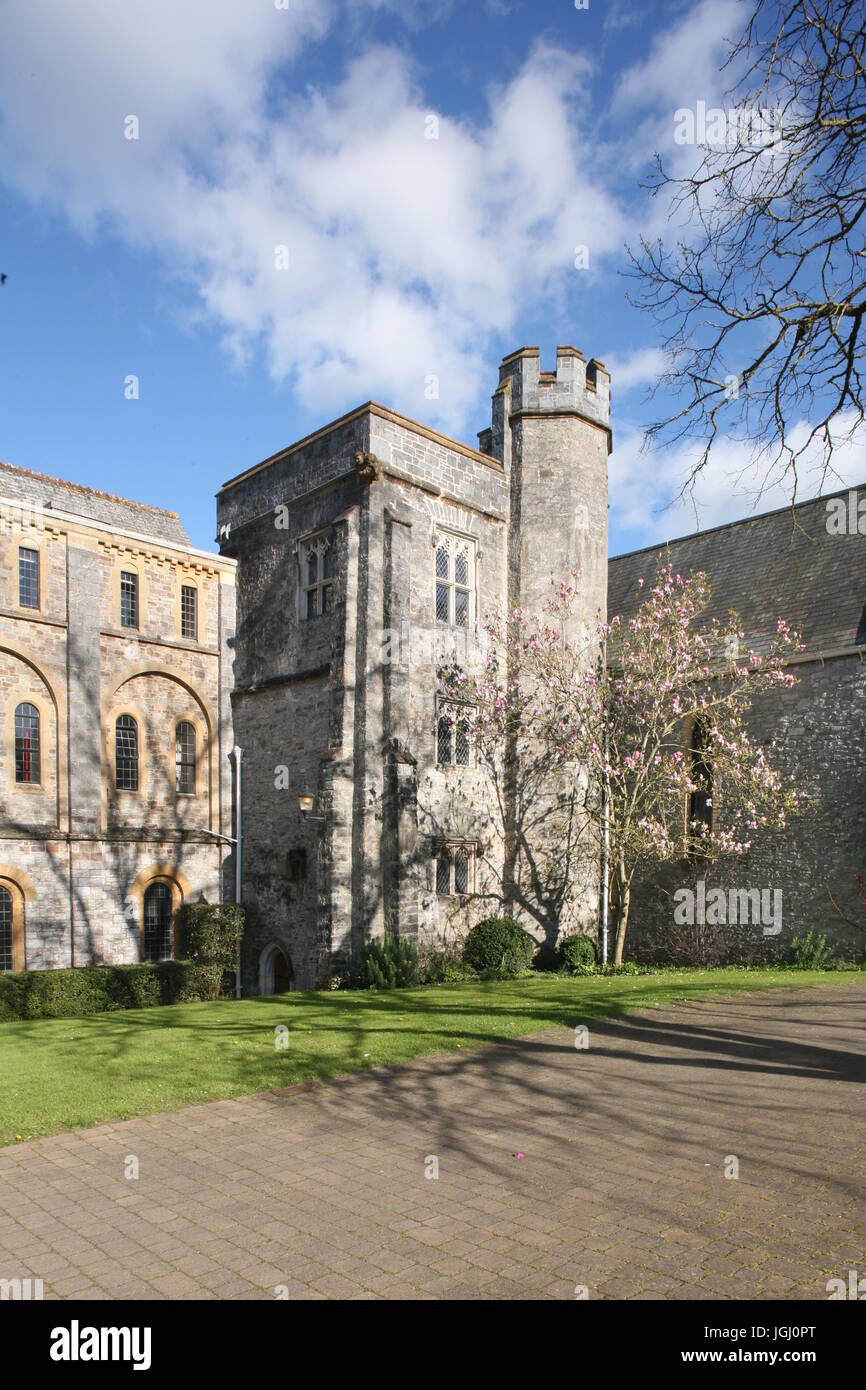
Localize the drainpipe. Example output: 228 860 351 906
233 747 243 999
600 642 609 968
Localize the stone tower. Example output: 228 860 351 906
217 345 611 990
479 346 611 941
481 345 610 633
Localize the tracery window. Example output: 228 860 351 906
434 842 476 896
436 705 472 767
300 534 333 619
434 532 474 627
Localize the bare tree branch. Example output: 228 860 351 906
626 0 866 502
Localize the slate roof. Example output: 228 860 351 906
608 485 866 656
0 462 191 545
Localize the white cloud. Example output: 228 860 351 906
0 3 630 432
603 346 671 394
605 0 749 227
613 0 744 115
610 412 866 550
4 0 858 541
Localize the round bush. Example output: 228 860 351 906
462 917 535 978
558 933 598 975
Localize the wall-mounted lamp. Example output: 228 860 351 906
298 793 326 823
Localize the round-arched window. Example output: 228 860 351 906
175 721 196 794
115 715 139 791
0 885 14 972
143 881 173 961
14 703 40 783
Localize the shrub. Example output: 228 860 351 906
0 960 223 1023
176 904 244 969
315 972 343 991
462 917 535 978
603 961 640 976
790 931 835 970
418 941 474 984
355 934 420 990
558 933 598 975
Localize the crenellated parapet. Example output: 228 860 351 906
484 346 611 461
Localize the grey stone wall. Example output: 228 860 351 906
219 353 612 990
626 655 866 963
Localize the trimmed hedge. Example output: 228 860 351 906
176 903 244 970
0 960 223 1023
558 933 598 975
462 916 535 978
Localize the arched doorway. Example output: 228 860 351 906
259 942 294 995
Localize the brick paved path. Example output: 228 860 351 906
1 983 864 1299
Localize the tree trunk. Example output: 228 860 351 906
613 868 630 965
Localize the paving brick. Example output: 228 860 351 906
1 983 864 1300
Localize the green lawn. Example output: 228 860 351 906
0 968 860 1147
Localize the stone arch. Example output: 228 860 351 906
127 863 192 961
102 664 214 830
0 865 36 974
258 941 294 996
107 663 212 739
0 642 67 828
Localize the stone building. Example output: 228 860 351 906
3 347 863 989
609 490 866 963
0 462 236 972
219 347 865 990
217 347 611 991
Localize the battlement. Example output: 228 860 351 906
496 345 610 424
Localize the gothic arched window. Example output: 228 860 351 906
436 851 452 896
300 534 333 619
437 716 453 766
0 881 25 973
434 533 474 627
434 844 475 897
454 849 469 895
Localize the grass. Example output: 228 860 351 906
0 967 861 1147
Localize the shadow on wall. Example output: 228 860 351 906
4 648 232 971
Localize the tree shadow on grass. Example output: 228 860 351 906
3 979 864 1177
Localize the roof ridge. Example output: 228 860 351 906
610 481 866 562
0 460 181 519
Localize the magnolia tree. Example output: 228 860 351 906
446 564 806 964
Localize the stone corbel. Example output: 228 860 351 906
355 451 382 485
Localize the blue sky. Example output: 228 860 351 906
1 0 862 554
